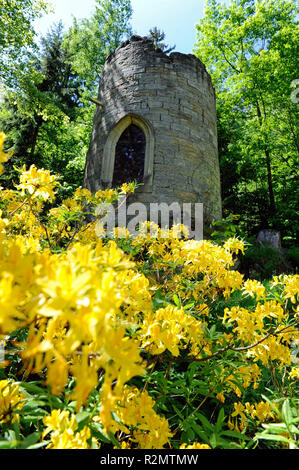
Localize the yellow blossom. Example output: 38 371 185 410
43 409 77 437
223 237 245 255
242 279 265 299
16 165 59 201
0 132 13 174
42 409 93 449
180 443 211 449
253 401 276 423
216 393 225 403
289 366 299 380
0 379 25 423
95 385 173 449
120 182 135 194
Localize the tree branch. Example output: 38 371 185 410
156 322 298 365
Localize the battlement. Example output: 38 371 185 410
104 35 215 95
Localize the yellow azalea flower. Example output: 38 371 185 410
113 226 130 239
95 385 172 449
74 187 92 200
223 237 245 255
117 441 131 449
0 379 25 423
120 182 135 194
16 165 59 201
253 401 276 423
216 393 225 403
46 355 69 395
283 275 299 303
236 401 277 425
242 279 265 299
43 409 92 449
245 402 256 416
289 367 299 380
70 346 99 409
42 409 78 438
0 132 13 174
53 426 91 449
1 156 298 452
140 305 204 358
180 443 211 449
230 402 248 432
231 402 245 417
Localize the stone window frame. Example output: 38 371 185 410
101 114 154 192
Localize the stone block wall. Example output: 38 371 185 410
84 35 222 227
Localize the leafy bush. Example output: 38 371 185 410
239 241 292 280
0 133 298 449
286 247 299 272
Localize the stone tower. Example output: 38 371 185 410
84 35 221 229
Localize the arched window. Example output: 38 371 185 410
112 124 145 187
101 115 154 192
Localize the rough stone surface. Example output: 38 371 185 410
257 229 281 249
84 35 222 227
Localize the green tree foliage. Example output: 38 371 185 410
0 0 50 84
0 22 85 192
194 0 299 245
0 0 133 195
147 27 176 53
64 0 133 94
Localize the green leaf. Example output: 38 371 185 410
194 412 214 432
191 423 211 444
22 415 45 424
261 423 288 434
76 411 90 425
19 382 47 394
215 408 225 433
27 441 51 449
12 420 20 440
210 433 217 448
0 440 18 449
108 431 121 449
90 423 111 444
19 432 41 449
172 294 180 307
254 433 292 444
184 302 195 310
20 406 48 417
221 430 249 440
22 401 48 410
181 426 195 442
282 399 294 425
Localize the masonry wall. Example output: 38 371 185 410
84 35 222 226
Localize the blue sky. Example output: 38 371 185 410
34 0 211 54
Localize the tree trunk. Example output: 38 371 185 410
256 101 276 217
28 118 42 166
264 148 276 216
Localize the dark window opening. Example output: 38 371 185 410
112 124 146 187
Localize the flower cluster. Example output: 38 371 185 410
94 385 172 449
0 141 298 449
139 304 206 357
16 164 60 201
42 409 97 449
230 401 277 431
0 379 25 423
180 442 211 449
